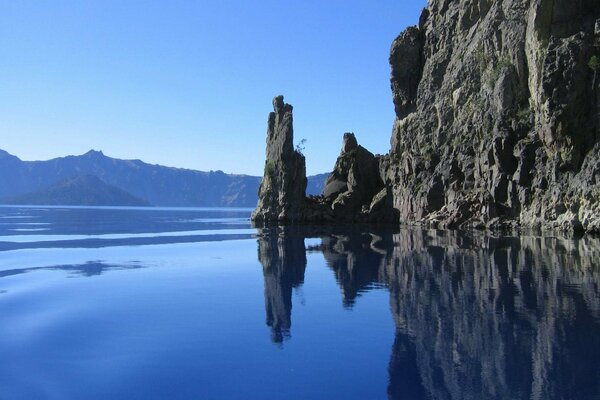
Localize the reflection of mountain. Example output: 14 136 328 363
255 226 600 399
257 227 306 343
0 261 143 279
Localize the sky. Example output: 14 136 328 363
0 0 426 176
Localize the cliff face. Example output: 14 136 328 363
254 0 600 232
385 0 600 232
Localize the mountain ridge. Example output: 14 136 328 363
0 149 327 207
1 174 150 207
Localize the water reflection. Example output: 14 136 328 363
257 227 306 343
256 226 600 399
0 261 144 278
0 206 254 251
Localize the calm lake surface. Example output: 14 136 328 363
1 206 599 400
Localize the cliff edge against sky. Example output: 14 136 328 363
254 0 600 233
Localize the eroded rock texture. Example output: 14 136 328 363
252 96 308 223
253 99 393 223
323 132 385 219
254 1 600 232
385 0 600 232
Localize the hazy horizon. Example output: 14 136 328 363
1 1 426 175
0 146 333 176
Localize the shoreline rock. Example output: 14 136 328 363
252 97 396 224
254 1 600 234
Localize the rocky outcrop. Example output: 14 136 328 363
323 132 385 219
252 96 308 223
253 98 395 223
254 1 600 232
384 0 600 232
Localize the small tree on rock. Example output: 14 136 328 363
295 138 307 155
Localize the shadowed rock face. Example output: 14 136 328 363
255 226 600 399
384 0 600 232
252 96 308 223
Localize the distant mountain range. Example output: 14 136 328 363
3 174 149 206
0 149 327 207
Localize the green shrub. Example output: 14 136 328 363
589 55 600 71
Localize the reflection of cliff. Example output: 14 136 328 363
257 226 307 343
256 225 600 398
383 231 600 399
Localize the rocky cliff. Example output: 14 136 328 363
254 0 600 233
253 98 392 223
252 96 309 222
385 0 600 232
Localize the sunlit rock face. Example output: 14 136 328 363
252 96 308 223
254 1 600 232
256 225 600 398
384 0 600 232
252 98 395 224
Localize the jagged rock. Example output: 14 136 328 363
254 0 600 233
389 26 424 119
385 0 600 233
253 101 389 223
252 96 307 223
323 132 384 219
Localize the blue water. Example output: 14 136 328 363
1 206 599 399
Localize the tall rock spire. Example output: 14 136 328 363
252 96 307 223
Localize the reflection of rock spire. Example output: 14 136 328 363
257 226 307 343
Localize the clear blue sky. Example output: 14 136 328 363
0 0 426 175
